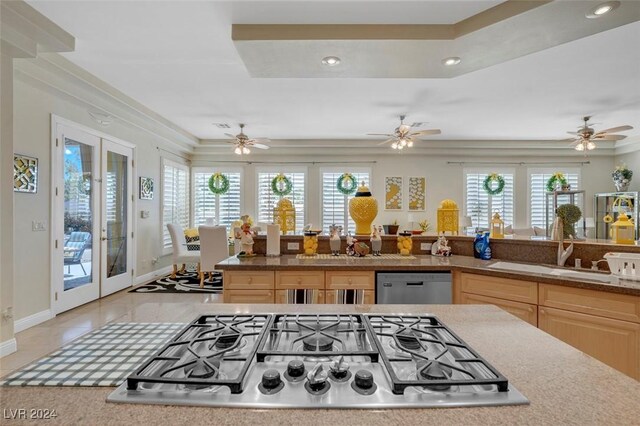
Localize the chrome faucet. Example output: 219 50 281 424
591 259 608 271
557 236 574 267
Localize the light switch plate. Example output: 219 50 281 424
287 242 300 250
420 242 432 251
140 210 150 219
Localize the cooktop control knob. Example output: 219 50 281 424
285 360 306 382
258 369 284 395
351 369 377 395
329 355 352 382
304 364 331 395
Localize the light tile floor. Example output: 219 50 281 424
0 289 222 377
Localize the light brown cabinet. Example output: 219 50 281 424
325 271 375 290
223 271 275 303
539 306 639 380
224 289 274 304
275 271 325 290
454 272 640 380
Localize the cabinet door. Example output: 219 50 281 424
275 289 324 304
460 292 537 326
224 271 274 290
325 289 374 304
275 271 325 290
223 289 274 304
459 273 537 304
539 306 640 380
325 271 374 290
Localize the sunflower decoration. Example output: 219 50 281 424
483 173 505 196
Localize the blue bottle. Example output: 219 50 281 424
473 232 492 260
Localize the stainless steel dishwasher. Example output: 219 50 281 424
376 272 452 304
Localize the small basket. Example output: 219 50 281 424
604 252 640 281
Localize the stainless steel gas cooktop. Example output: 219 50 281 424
107 314 529 409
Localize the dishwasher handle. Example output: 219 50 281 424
406 281 424 286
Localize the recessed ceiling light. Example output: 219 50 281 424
442 57 461 66
321 56 341 66
586 1 619 18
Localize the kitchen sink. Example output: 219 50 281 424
488 261 613 283
488 262 555 275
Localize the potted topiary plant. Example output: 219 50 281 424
556 204 582 239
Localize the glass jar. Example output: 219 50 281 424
397 231 412 256
303 231 319 256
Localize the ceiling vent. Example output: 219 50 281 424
213 123 231 129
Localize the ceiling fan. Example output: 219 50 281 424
224 124 270 155
566 116 633 152
367 115 441 150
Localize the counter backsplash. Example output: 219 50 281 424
248 235 640 270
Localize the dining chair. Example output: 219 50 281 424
198 225 229 288
167 223 201 278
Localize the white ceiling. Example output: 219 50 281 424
27 1 640 143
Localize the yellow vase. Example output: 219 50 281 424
349 182 378 235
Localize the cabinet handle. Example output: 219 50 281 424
248 277 252 284
539 309 545 315
348 278 353 284
297 278 302 284
528 307 534 313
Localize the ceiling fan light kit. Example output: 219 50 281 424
368 115 441 151
566 116 632 153
225 123 270 155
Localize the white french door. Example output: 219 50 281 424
53 120 134 313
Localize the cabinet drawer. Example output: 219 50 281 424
459 273 537 304
325 271 374 290
276 271 325 290
539 306 639 380
225 271 274 290
460 292 537 327
223 289 274 303
325 289 374 304
276 289 324 304
539 284 640 323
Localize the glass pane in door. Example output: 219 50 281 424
63 139 94 291
105 151 128 278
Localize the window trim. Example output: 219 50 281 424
255 166 308 232
191 166 243 230
161 157 190 256
463 167 516 231
319 166 372 234
527 167 582 228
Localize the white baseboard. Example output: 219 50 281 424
135 265 173 286
0 338 17 358
14 309 54 333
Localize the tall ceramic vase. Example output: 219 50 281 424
348 182 378 235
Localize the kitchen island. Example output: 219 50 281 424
2 303 639 425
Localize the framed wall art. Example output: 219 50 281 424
139 176 154 200
14 154 38 193
384 176 403 210
408 177 426 211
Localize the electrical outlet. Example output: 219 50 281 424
151 257 159 265
32 221 47 231
287 242 300 250
421 243 432 251
140 210 150 219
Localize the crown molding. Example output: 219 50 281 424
614 136 640 155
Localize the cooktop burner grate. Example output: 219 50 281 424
256 314 379 362
364 314 510 395
126 314 269 394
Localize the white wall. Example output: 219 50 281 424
192 153 615 232
12 58 192 321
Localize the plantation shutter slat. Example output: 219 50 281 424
162 160 189 248
258 172 305 232
321 172 370 234
530 172 580 229
465 172 514 231
193 171 241 232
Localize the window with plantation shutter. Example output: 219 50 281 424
529 169 581 229
192 169 242 231
464 170 514 232
257 170 306 233
321 170 371 234
162 159 189 250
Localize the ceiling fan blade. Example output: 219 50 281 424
567 131 582 136
377 138 395 146
224 133 237 139
367 133 394 137
250 143 270 150
596 125 633 134
249 138 270 143
593 134 627 141
569 140 581 147
398 124 412 133
411 129 442 136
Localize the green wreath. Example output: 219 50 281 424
483 173 505 196
208 172 230 195
271 173 293 197
336 173 357 195
546 172 568 192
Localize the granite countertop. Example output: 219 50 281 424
216 255 640 296
1 304 639 425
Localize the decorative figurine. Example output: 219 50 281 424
371 225 382 256
329 224 342 256
346 233 357 256
240 220 254 255
354 242 370 257
432 234 452 257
